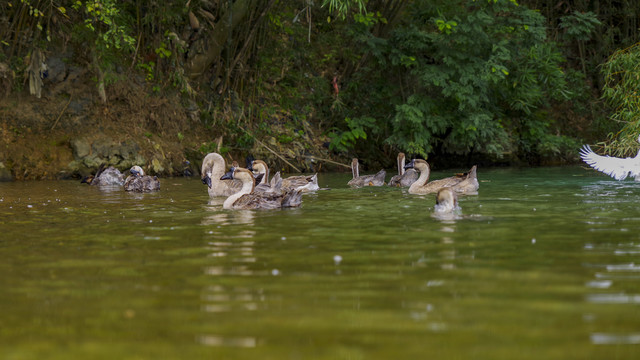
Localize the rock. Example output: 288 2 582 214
67 97 91 116
92 136 117 157
45 56 67 83
0 162 13 182
83 154 103 169
69 135 146 175
71 137 91 158
151 158 164 174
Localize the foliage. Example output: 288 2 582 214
559 11 601 42
0 0 632 167
329 0 576 161
322 0 366 20
598 43 640 157
72 0 135 51
328 117 376 153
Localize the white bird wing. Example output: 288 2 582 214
579 145 640 180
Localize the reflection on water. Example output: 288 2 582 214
1 167 640 359
578 177 640 349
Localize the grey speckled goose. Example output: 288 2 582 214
249 159 319 193
201 152 242 197
124 166 160 192
388 153 418 187
81 164 124 186
347 158 386 187
220 167 302 210
404 159 478 195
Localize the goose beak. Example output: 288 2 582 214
130 168 140 176
404 159 415 170
246 155 254 169
220 169 234 181
202 175 212 188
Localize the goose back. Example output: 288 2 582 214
347 158 386 187
405 159 477 195
124 166 160 192
221 167 302 210
388 153 418 187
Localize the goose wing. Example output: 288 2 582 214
580 145 640 180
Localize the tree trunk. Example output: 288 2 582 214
185 0 254 80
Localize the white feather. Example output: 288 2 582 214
579 145 640 181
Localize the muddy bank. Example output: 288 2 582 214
0 56 338 181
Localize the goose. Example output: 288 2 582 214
220 167 303 210
347 158 386 187
450 165 479 194
201 152 243 197
248 159 319 192
248 159 271 191
281 173 319 192
81 163 124 186
388 152 419 187
124 165 160 192
580 138 640 181
434 187 459 213
241 158 279 193
404 159 478 195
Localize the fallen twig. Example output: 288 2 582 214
51 96 72 130
254 138 301 172
302 155 350 169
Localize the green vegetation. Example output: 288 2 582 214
1 0 639 168
599 43 640 157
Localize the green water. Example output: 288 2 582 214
1 166 639 359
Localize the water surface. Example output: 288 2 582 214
1 166 639 359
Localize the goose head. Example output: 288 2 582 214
202 175 212 188
221 167 257 192
248 160 269 184
404 159 429 172
435 187 458 213
201 152 228 188
220 168 234 181
81 175 95 184
129 165 145 177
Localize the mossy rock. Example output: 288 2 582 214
0 162 13 182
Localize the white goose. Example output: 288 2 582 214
580 136 640 181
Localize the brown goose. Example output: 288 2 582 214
434 187 459 213
388 152 418 187
201 152 242 197
347 158 386 187
220 167 303 210
248 159 319 192
404 159 478 195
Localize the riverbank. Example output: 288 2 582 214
0 67 339 181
